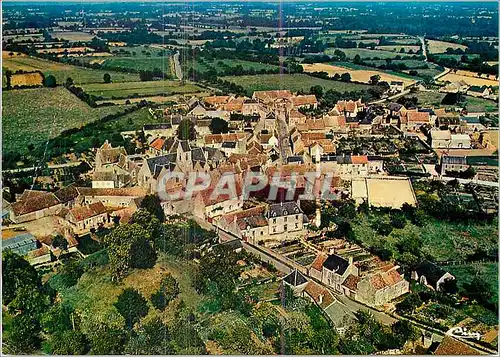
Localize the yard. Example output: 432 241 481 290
2 87 131 156
81 80 204 100
2 54 140 84
221 73 371 96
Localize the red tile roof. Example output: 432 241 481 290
150 137 166 151
434 336 484 355
69 202 107 221
407 111 430 123
291 95 318 107
351 155 368 164
310 254 328 272
342 274 360 291
11 192 61 216
304 281 335 309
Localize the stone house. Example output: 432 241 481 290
267 201 304 235
319 254 359 293
411 261 456 292
356 267 409 306
66 201 109 234
440 156 469 175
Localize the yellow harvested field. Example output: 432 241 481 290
455 69 497 81
427 39 467 54
10 72 44 87
375 45 421 53
366 178 416 209
2 51 27 59
301 63 416 85
439 72 498 87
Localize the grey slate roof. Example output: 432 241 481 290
283 270 308 286
268 202 302 218
323 254 349 275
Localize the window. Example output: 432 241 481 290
284 217 287 222
295 223 298 228
295 214 299 220
273 218 276 224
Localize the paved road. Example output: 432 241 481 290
417 36 427 62
4 161 82 173
276 117 291 162
173 51 183 81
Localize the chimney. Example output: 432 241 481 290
319 294 323 305
349 256 353 265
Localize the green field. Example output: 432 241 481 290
465 95 498 113
3 87 131 155
2 55 140 84
325 47 414 60
186 58 280 74
413 91 498 112
433 53 480 61
82 80 203 99
221 73 372 95
42 107 168 159
445 263 498 308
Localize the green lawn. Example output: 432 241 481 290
100 57 174 74
49 252 203 322
445 263 498 313
44 107 161 158
222 73 372 95
2 87 131 156
350 213 497 263
412 91 497 112
3 55 140 84
82 80 203 99
464 95 498 113
186 58 280 74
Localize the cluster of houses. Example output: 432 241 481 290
2 88 496 312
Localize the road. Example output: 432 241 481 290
276 117 291 162
417 36 427 62
173 51 183 81
3 161 83 173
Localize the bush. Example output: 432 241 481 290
151 274 180 311
114 288 149 329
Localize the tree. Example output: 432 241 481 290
43 74 57 88
103 73 111 83
52 235 68 251
369 74 381 85
2 250 41 305
114 288 149 329
50 330 87 355
396 293 422 314
4 314 42 354
310 85 324 98
139 194 165 221
124 317 173 355
177 118 196 140
151 274 180 310
8 285 50 317
209 117 229 134
390 212 406 229
353 54 362 64
65 77 74 87
409 70 418 76
340 72 351 82
104 223 157 279
391 320 419 347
